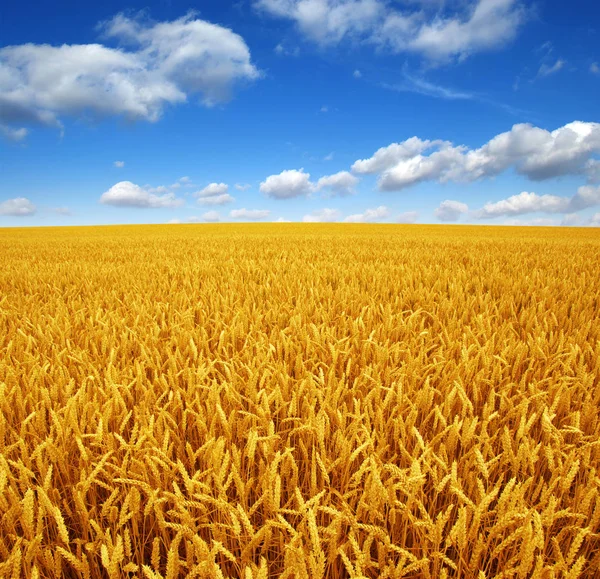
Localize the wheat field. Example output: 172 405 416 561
0 223 599 578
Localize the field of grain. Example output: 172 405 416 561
0 224 599 578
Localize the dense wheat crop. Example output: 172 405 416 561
0 224 599 578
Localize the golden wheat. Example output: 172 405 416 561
0 223 599 578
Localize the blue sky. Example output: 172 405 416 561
1 0 599 226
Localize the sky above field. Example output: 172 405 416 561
1 0 599 227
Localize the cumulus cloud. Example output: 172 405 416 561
396 211 418 223
255 0 524 61
406 0 524 60
196 183 229 197
473 191 568 218
230 208 271 220
354 122 600 191
570 185 600 212
472 187 600 219
353 69 362 78
235 183 251 191
197 193 235 206
303 208 340 222
100 181 184 208
0 197 36 216
202 211 220 222
344 205 390 223
434 200 469 222
352 137 441 174
585 159 600 183
114 160 125 168
591 63 600 75
260 169 314 199
193 183 234 205
0 13 260 137
256 0 386 45
324 152 335 161
590 213 600 226
316 171 358 196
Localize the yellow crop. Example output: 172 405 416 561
0 223 599 578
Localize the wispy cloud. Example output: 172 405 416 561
382 68 474 100
381 67 526 116
537 58 565 78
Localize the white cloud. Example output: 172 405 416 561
344 205 389 223
168 214 218 224
585 159 600 183
195 183 229 198
202 210 220 222
353 69 362 78
472 186 600 219
434 200 468 222
100 181 184 208
591 63 600 75
256 0 386 45
561 214 580 227
354 121 600 191
405 0 524 60
324 152 334 161
473 191 569 218
570 185 600 212
276 217 291 222
537 59 565 78
274 43 299 56
0 124 28 141
0 197 36 216
260 168 315 199
235 183 251 191
502 217 557 226
378 145 467 191
352 137 440 174
230 208 271 220
255 0 524 61
193 183 234 205
114 160 125 168
303 208 340 222
383 68 474 100
197 193 235 206
316 171 358 196
179 176 192 184
0 13 260 137
590 213 600 226
396 211 418 223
